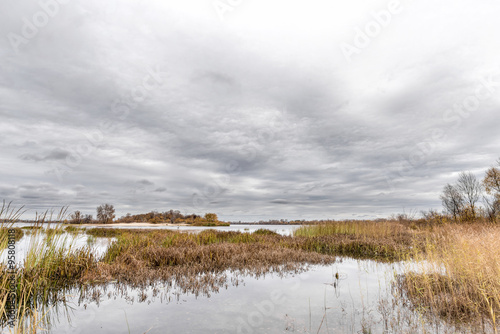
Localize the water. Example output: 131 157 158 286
38 259 404 334
10 223 298 236
0 232 113 265
1 227 489 333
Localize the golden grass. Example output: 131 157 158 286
398 224 500 332
292 220 422 260
0 206 96 333
90 229 336 287
294 220 407 238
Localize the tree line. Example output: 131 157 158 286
68 206 221 225
441 158 500 222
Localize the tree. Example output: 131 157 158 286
483 159 500 195
82 214 93 224
170 210 181 224
483 166 500 194
96 204 115 224
483 159 500 222
70 210 82 224
483 195 500 222
204 213 218 223
440 184 464 221
456 172 482 218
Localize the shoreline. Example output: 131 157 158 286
65 222 192 228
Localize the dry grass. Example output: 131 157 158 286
398 224 500 332
88 229 336 288
294 220 408 238
85 227 125 238
292 220 422 260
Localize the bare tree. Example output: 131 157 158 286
456 172 482 218
70 210 82 224
82 214 93 224
483 195 500 222
96 204 115 224
483 159 500 222
170 210 181 224
440 184 464 221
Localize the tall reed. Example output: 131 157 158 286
399 224 500 332
1 206 98 333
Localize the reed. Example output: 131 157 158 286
1 207 99 333
294 220 408 238
398 224 500 332
86 227 125 238
292 220 421 260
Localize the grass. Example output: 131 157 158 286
0 228 24 249
294 220 408 238
191 221 230 226
397 224 500 332
85 227 124 238
63 226 83 234
292 220 422 261
0 206 97 333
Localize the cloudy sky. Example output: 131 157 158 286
1 0 499 221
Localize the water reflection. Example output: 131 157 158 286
2 256 492 333
10 259 421 334
10 223 298 236
2 227 494 334
0 232 113 265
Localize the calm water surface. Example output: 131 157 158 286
48 259 402 334
10 223 298 235
1 226 484 333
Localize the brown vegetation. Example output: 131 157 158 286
397 224 500 332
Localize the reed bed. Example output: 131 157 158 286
398 224 500 332
0 208 98 333
85 227 125 238
292 220 421 260
294 220 408 238
91 229 337 288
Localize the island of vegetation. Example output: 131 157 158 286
64 207 230 226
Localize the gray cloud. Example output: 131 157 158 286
1 0 499 221
20 148 71 162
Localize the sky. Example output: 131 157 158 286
1 0 499 221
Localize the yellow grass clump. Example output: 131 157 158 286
399 224 500 332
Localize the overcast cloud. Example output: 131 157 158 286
1 0 499 221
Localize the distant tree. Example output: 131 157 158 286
70 210 82 224
440 184 464 221
483 159 500 222
483 159 500 194
170 210 181 224
483 195 500 222
82 214 93 224
456 172 482 218
204 213 218 223
96 204 115 224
